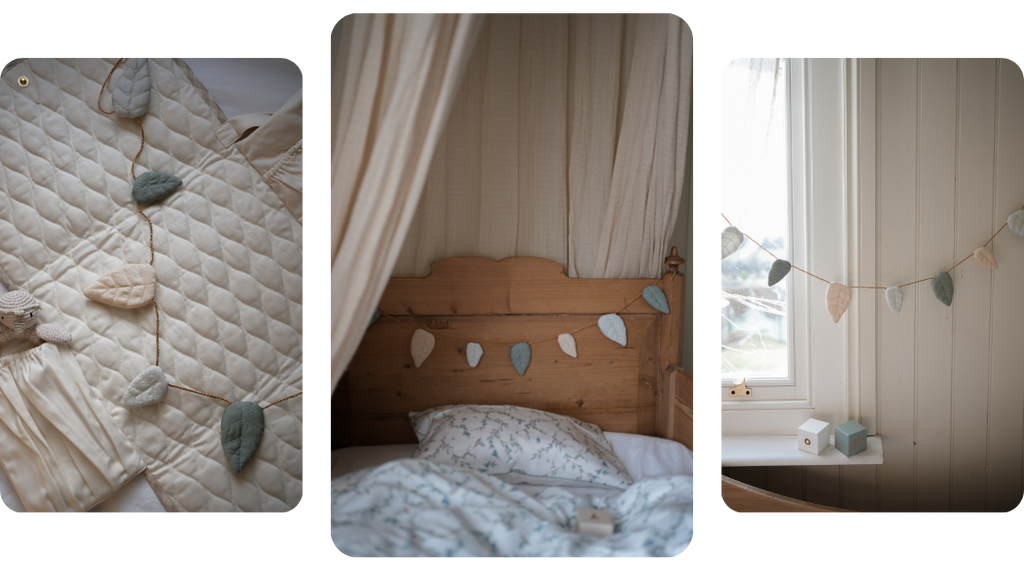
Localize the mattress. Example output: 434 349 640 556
0 59 302 512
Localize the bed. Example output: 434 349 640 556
331 252 693 556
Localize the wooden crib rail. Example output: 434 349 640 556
720 474 864 515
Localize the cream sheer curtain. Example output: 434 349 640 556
331 14 483 390
332 14 692 389
391 14 692 279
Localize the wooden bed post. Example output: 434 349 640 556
656 247 688 445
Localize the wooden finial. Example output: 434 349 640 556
665 246 685 274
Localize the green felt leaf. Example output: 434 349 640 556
368 308 380 327
510 341 531 375
931 271 954 307
642 285 670 314
132 171 182 204
221 401 264 473
598 313 627 346
768 259 792 287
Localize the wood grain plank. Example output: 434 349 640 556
722 466 767 490
722 476 851 512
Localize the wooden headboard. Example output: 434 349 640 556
334 251 691 450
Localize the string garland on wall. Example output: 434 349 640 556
722 204 1024 322
366 274 676 374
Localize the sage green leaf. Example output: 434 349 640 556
221 401 264 473
642 285 670 314
510 341 531 375
768 259 792 287
368 308 380 327
113 58 151 118
132 171 182 204
598 313 628 346
931 271 954 307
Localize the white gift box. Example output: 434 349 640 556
577 508 614 537
798 418 830 455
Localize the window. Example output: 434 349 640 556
720 54 790 380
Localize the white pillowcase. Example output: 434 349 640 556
410 404 633 489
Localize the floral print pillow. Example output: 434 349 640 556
409 404 633 489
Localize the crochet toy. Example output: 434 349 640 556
0 290 72 346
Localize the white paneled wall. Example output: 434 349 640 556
725 59 1024 511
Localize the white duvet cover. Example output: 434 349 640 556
330 433 693 557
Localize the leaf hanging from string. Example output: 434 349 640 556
767 259 792 287
123 365 169 407
1008 209 1024 236
557 333 577 358
642 285 670 314
221 401 264 473
112 58 151 118
466 342 483 368
84 263 156 309
510 342 531 375
721 226 744 260
825 282 851 323
973 246 998 269
885 286 904 314
931 271 954 307
598 314 627 346
132 171 182 204
410 329 435 368
368 308 380 327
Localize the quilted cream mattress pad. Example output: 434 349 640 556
0 59 302 511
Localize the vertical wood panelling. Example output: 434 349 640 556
987 59 1024 512
876 59 919 511
914 58 958 511
722 466 767 490
766 467 803 500
951 59 997 511
804 466 842 508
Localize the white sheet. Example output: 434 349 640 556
331 432 694 483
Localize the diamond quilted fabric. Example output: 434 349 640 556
0 59 302 511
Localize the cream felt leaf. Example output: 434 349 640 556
123 365 169 408
825 282 851 323
1008 209 1024 237
598 313 627 346
768 259 792 287
557 333 577 358
931 271 954 307
466 342 483 368
410 329 435 368
973 246 998 269
885 286 904 314
510 342 532 375
84 263 156 309
642 285 670 314
721 226 744 260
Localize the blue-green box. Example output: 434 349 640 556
835 420 867 457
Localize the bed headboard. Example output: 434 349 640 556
334 251 691 450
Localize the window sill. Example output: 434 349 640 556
722 435 883 467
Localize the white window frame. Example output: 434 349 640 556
722 58 878 437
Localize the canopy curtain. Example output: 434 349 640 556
391 14 692 279
331 14 483 390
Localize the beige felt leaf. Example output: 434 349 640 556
84 264 156 309
973 246 998 269
557 333 577 358
721 226 744 260
825 282 851 324
410 329 435 368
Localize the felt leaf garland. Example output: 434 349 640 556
1008 209 1024 237
885 286 904 314
221 401 264 473
973 246 998 269
410 329 435 367
825 282 851 323
768 259 792 287
598 313 627 346
466 342 483 368
112 57 151 118
510 342 532 375
721 226 744 259
557 333 578 358
84 263 156 309
931 271 954 306
642 285 670 314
